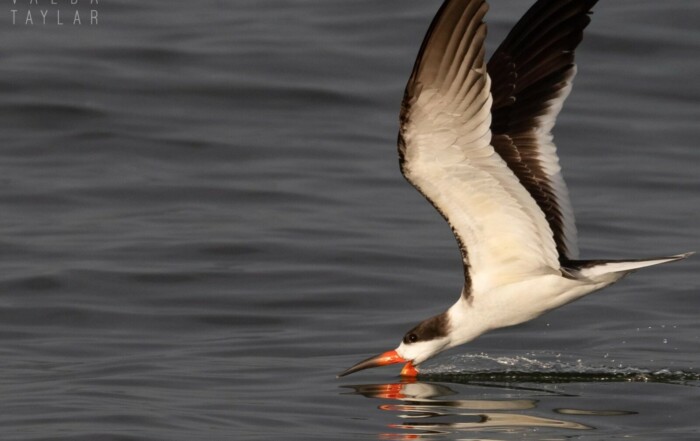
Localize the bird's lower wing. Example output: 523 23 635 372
398 0 560 295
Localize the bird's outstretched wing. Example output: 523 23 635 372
488 0 598 261
398 0 560 296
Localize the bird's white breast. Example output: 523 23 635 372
446 273 610 349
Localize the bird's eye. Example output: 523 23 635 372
404 333 418 344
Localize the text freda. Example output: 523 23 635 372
10 0 100 26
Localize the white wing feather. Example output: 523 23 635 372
400 0 560 294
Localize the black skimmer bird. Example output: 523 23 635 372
338 0 692 378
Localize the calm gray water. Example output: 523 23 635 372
0 1 698 440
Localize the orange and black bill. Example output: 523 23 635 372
338 350 417 377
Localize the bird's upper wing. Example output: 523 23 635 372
398 0 560 296
488 0 598 261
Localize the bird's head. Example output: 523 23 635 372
338 312 451 378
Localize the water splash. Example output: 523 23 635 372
419 353 700 385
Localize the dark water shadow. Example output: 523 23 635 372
340 370 699 439
421 369 700 386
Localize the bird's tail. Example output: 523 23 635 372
563 252 693 281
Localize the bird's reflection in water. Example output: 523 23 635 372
343 380 634 439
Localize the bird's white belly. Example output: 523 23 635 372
468 274 609 332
